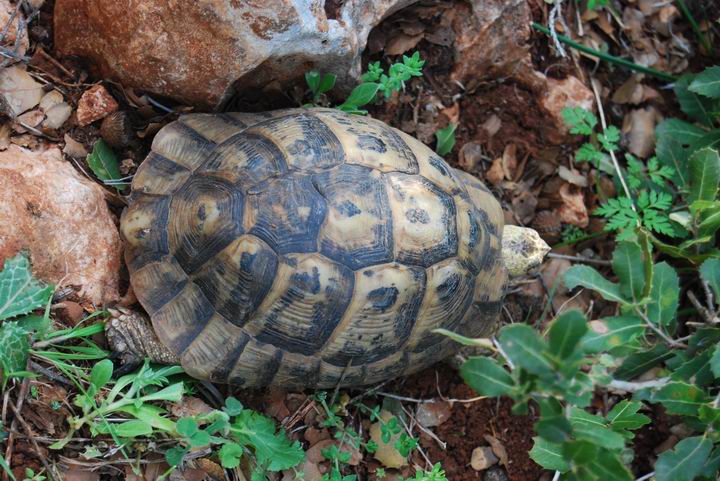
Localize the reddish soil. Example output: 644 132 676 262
398 367 545 481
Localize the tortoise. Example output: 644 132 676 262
107 108 549 389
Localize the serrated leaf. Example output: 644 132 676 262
231 410 304 471
548 310 588 359
615 344 672 380
651 382 708 416
0 253 53 321
606 401 651 437
0 322 30 384
675 75 716 127
568 407 625 450
562 107 597 135
565 265 626 303
581 316 645 353
647 262 679 327
529 437 568 472
86 139 122 188
435 123 456 156
700 259 720 303
612 241 645 301
688 148 720 204
688 66 720 99
460 357 515 396
656 436 713 481
498 324 553 376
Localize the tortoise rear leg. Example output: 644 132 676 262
106 307 180 375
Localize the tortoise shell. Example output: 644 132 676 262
121 108 507 389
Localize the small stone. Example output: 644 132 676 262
459 142 484 171
416 402 452 428
63 134 88 158
15 109 45 131
39 90 64 111
43 102 72 129
0 66 44 116
471 446 499 471
483 467 509 481
76 84 119 126
58 301 85 324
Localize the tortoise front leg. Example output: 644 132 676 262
106 307 180 375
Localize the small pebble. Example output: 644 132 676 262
483 466 509 481
416 401 452 427
471 446 499 471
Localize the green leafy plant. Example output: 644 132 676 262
456 239 720 479
560 225 587 244
435 124 457 156
306 52 425 115
305 71 337 103
86 139 124 190
313 392 438 481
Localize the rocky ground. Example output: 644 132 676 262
0 0 718 480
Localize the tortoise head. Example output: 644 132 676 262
501 225 551 277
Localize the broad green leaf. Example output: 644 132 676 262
0 322 30 384
116 404 176 433
697 206 720 238
219 442 245 469
548 310 587 359
86 139 122 189
700 259 720 302
435 123 456 156
655 119 703 189
460 357 515 396
581 316 645 353
711 344 720 379
176 417 198 437
655 436 713 481
651 382 708 416
305 70 320 92
90 359 113 392
688 66 720 99
498 324 553 375
673 350 716 386
586 450 634 481
165 446 189 467
568 407 625 450
675 74 716 127
529 437 568 472
688 147 720 204
535 415 572 443
606 400 651 438
113 419 153 438
231 410 304 471
318 73 336 94
0 253 53 321
647 262 679 327
612 241 645 301
564 265 625 303
615 344 672 380
561 440 598 464
700 447 720 478
140 382 184 402
338 82 380 111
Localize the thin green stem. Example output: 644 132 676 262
675 0 713 55
531 22 677 82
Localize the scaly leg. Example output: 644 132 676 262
105 307 180 375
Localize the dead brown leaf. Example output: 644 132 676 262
557 183 589 227
385 33 424 55
170 396 213 419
